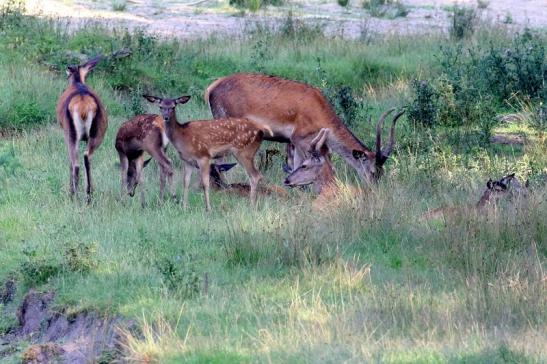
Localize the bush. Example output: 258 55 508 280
338 0 349 7
155 255 200 298
408 80 438 127
229 0 282 11
449 6 477 40
363 0 408 19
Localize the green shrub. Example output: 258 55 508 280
363 0 408 19
449 6 477 40
408 80 438 127
229 0 282 11
338 0 349 7
156 255 201 298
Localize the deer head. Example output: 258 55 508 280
143 95 191 122
477 173 527 207
66 56 102 84
352 109 405 183
126 158 152 197
284 128 331 189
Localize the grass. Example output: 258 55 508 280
0 5 546 363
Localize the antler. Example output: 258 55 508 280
380 109 405 160
375 109 396 165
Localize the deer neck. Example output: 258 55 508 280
326 123 373 171
163 110 186 140
313 158 336 195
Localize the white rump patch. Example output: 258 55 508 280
72 106 93 141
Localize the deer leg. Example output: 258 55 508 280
197 159 212 211
84 138 101 203
234 149 262 205
149 147 174 200
182 161 193 208
134 156 146 208
66 136 80 197
118 152 129 197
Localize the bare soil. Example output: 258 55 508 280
24 0 547 39
1 289 128 364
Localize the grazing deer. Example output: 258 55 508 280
143 95 272 211
115 114 174 202
210 163 288 198
423 173 528 221
205 73 405 183
56 56 107 201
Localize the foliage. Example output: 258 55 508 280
156 254 201 298
362 0 409 19
229 0 282 11
449 6 477 40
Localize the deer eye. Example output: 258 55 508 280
301 164 307 169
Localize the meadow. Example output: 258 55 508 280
0 1 546 362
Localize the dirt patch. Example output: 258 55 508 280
25 0 547 40
1 289 129 363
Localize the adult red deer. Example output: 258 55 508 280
205 73 405 183
56 57 107 201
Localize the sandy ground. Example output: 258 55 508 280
19 0 547 39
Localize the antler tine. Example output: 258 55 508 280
375 108 396 164
381 109 405 158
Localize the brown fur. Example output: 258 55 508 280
145 95 271 211
206 73 404 183
115 114 173 201
56 57 107 200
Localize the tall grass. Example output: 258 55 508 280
0 6 545 363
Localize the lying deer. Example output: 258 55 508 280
423 173 528 221
56 56 107 201
143 95 272 211
283 128 351 210
206 73 405 183
210 163 288 198
115 114 174 202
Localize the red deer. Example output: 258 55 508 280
205 73 405 183
423 173 528 221
115 114 174 202
283 128 342 207
143 95 272 211
56 56 107 201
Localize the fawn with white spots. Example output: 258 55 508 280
144 95 272 211
56 56 107 201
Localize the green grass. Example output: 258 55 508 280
0 6 546 363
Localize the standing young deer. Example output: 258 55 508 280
56 57 107 201
115 114 174 202
205 73 405 183
143 95 272 211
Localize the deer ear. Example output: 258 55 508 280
143 158 152 168
486 179 493 189
215 163 237 172
143 95 161 104
80 56 101 74
352 150 367 160
175 96 191 105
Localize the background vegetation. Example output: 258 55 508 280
0 1 545 362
